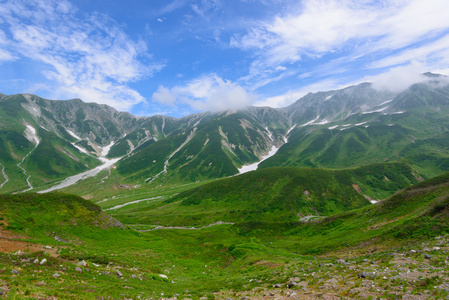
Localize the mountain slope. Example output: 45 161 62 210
260 77 449 179
113 162 421 227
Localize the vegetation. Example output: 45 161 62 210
1 171 449 298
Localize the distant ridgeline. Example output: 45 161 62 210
0 73 449 193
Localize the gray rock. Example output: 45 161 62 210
116 270 123 277
40 258 47 265
75 267 82 273
336 258 346 264
358 271 368 278
33 259 39 264
274 283 282 288
11 269 19 275
287 280 298 288
52 273 60 278
77 260 88 267
425 254 432 259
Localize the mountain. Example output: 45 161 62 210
260 76 449 178
0 73 449 193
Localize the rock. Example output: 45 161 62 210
358 271 368 278
40 258 47 265
36 281 47 286
287 280 298 288
77 260 88 267
33 259 39 264
11 269 19 275
116 270 123 277
424 254 432 259
336 258 346 264
61 267 67 271
54 236 69 243
130 274 137 279
52 273 60 278
75 267 82 273
158 274 168 279
274 283 282 288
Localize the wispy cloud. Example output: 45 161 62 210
0 0 163 111
231 0 449 88
152 73 255 112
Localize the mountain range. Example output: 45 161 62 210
1 73 449 194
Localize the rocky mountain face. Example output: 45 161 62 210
0 73 448 192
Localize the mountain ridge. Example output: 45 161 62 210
1 74 449 192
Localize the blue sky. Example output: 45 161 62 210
0 0 449 117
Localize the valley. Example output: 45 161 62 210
1 74 449 298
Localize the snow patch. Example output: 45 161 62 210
362 106 389 114
72 143 88 154
300 116 320 127
265 127 274 141
390 111 405 115
67 129 81 141
283 124 296 143
328 125 339 130
101 141 115 157
355 121 368 126
314 119 330 125
24 125 40 146
325 94 334 101
238 145 279 174
378 99 393 106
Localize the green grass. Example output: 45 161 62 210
1 171 449 298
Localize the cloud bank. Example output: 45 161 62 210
152 74 255 112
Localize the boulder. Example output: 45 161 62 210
77 260 88 267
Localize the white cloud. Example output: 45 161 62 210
231 0 449 80
0 0 163 111
153 86 177 106
368 62 428 93
255 79 341 108
152 74 255 112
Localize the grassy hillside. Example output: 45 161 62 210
1 172 449 298
111 163 420 227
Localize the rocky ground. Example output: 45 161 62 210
1 229 449 299
215 236 449 300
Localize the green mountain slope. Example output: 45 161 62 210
261 79 449 180
114 163 420 227
116 109 289 183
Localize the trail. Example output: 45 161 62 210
38 142 120 193
146 128 197 183
135 221 235 232
105 196 164 211
0 162 9 189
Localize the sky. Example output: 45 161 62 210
0 0 449 118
